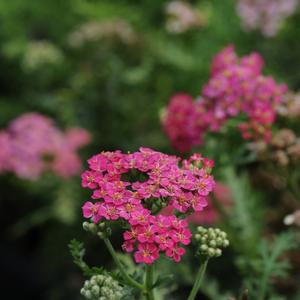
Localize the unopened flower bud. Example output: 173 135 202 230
215 248 222 257
194 233 201 240
208 248 215 257
80 274 123 300
200 244 208 251
195 226 229 258
99 222 106 228
91 285 100 295
97 232 105 239
83 221 90 231
83 221 98 234
84 290 92 299
223 239 229 247
209 240 217 247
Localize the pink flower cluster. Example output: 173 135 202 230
81 148 215 264
163 45 288 152
237 0 298 37
0 113 91 180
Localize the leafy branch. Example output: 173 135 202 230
246 231 298 300
68 239 104 277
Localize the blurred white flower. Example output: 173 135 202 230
165 1 205 34
68 19 138 48
284 210 300 226
22 40 64 72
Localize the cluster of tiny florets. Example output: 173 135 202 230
22 40 64 72
80 274 123 300
82 148 215 264
163 45 288 152
194 226 229 258
0 113 91 179
253 128 300 166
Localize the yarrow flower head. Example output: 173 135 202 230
80 274 124 300
0 113 91 179
163 45 288 152
81 148 215 264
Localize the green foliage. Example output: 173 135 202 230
199 277 232 300
245 231 298 300
221 167 265 256
68 239 104 277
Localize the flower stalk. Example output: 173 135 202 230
103 238 144 291
145 264 155 300
187 258 209 300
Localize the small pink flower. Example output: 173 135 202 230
81 170 100 189
134 243 159 264
129 209 152 226
98 203 120 220
154 233 174 251
136 225 156 243
122 240 135 253
123 226 139 241
82 201 101 223
190 195 208 212
152 215 171 232
166 245 186 262
170 228 192 245
196 177 215 196
118 199 142 220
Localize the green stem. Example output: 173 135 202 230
145 264 155 300
258 277 267 300
187 258 209 300
103 238 144 291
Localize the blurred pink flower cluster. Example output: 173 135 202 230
163 45 288 152
0 113 91 180
236 0 298 37
82 148 215 264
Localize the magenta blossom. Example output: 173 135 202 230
0 113 91 179
81 148 215 264
163 45 288 152
134 243 159 264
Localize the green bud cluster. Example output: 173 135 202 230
82 221 112 238
194 227 229 258
80 274 123 300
